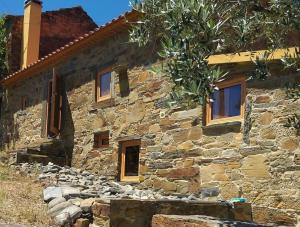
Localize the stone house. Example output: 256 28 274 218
0 1 299 225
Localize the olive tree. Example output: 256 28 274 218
129 0 300 106
0 16 7 77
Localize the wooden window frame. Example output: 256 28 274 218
206 76 246 126
120 140 141 182
96 68 112 103
93 131 110 149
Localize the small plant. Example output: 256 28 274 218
284 114 300 135
0 165 9 181
285 82 300 102
285 83 300 135
0 190 6 205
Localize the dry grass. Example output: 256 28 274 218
0 164 55 226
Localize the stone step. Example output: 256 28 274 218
16 152 66 166
27 147 48 155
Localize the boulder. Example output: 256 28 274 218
48 201 73 217
75 218 90 227
61 205 83 221
48 197 66 209
54 212 71 226
43 186 63 202
80 198 96 212
61 186 81 198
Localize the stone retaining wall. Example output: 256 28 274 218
109 200 252 227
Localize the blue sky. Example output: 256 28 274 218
0 0 132 25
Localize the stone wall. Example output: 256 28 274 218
109 199 252 227
1 28 299 225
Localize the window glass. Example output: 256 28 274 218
211 84 241 120
100 72 111 97
124 145 140 176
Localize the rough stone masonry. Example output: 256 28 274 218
0 23 299 226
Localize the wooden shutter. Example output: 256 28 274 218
50 69 62 135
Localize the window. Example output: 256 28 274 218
47 69 62 137
120 140 140 182
21 96 28 110
94 131 109 148
96 69 112 102
206 76 245 125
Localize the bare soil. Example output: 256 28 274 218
0 164 54 226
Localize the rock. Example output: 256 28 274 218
69 197 83 206
82 170 90 176
43 186 63 202
259 112 273 125
48 197 66 209
61 186 81 198
92 202 110 218
54 212 71 226
240 154 271 179
75 218 90 227
80 198 96 212
61 205 83 221
255 95 271 103
48 201 73 217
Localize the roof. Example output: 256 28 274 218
2 10 139 86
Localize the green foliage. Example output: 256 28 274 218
284 83 300 135
0 16 8 77
284 114 300 135
130 0 300 106
286 82 300 101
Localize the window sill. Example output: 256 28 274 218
92 97 115 109
120 177 140 183
206 116 243 126
202 120 242 136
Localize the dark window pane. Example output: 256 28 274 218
125 145 140 176
94 131 109 148
211 84 241 120
102 138 109 146
100 72 111 97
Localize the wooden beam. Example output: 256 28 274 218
208 47 300 65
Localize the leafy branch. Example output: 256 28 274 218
0 16 8 77
129 0 300 107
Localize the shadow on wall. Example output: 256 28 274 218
0 94 20 152
60 77 75 166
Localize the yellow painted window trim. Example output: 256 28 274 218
206 75 246 126
120 140 141 183
96 68 112 103
207 47 300 65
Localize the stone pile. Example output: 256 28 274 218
17 162 202 226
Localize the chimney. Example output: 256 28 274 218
22 0 42 69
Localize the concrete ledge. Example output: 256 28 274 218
152 215 263 227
